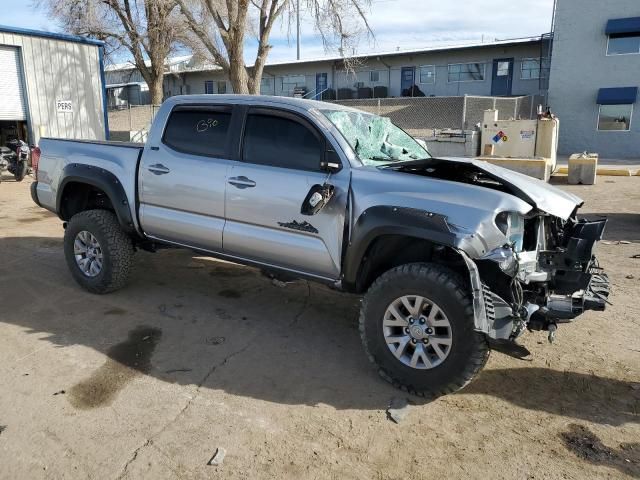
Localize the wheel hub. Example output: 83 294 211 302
409 324 426 339
74 230 103 278
382 295 453 370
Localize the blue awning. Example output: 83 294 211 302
597 87 638 105
606 17 640 35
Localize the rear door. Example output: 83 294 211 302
401 67 415 95
491 58 514 96
223 107 350 280
138 104 237 251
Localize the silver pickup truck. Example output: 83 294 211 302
31 95 609 396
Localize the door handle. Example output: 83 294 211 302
228 176 256 189
148 163 170 175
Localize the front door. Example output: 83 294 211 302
138 104 237 251
223 107 350 280
491 58 514 96
315 72 328 99
401 67 415 96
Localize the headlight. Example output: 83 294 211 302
495 212 524 252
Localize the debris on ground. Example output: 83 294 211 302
0 425 6 435
386 397 412 424
271 278 287 288
208 447 226 466
626 274 635 279
205 336 225 346
53 390 65 396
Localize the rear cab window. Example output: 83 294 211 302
163 106 232 157
242 110 324 171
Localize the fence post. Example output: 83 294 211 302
530 96 535 119
514 98 518 120
461 94 467 130
377 98 380 116
128 104 132 131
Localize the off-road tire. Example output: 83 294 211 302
359 262 489 397
14 161 27 181
64 209 134 294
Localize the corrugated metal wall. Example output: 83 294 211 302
0 32 105 143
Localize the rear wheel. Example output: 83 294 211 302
359 263 489 397
14 161 27 181
64 209 134 294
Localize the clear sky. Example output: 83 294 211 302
2 0 555 63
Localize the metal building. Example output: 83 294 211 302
0 25 107 146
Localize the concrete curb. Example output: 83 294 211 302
555 166 634 176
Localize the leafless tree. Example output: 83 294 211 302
36 0 180 104
174 0 372 94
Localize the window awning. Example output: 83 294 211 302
606 17 640 35
597 87 638 105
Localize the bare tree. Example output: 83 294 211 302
174 0 372 94
36 0 180 104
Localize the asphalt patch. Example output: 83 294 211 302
68 326 162 410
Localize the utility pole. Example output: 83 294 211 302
296 0 301 60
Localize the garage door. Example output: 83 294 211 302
0 46 27 121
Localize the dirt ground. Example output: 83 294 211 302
0 174 638 480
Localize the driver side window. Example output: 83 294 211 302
242 113 323 171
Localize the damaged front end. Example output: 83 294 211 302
464 212 610 343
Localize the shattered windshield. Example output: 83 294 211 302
320 109 430 166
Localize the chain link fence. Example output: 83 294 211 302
107 94 543 141
333 95 543 137
108 105 161 136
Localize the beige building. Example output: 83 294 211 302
0 25 107 145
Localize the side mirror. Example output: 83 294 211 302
320 149 342 173
301 183 335 216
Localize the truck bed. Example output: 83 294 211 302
34 137 143 222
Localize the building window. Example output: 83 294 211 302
204 80 214 94
280 75 306 95
217 81 227 94
370 71 380 82
260 77 272 90
521 58 542 79
448 63 485 82
418 65 435 84
597 104 633 131
607 33 640 55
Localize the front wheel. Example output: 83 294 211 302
14 161 27 181
64 209 134 294
359 263 489 397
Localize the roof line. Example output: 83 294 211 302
0 24 104 46
150 35 545 75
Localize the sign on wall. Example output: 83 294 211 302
56 100 73 113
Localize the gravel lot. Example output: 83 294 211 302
0 174 638 479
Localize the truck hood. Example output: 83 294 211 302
387 157 583 220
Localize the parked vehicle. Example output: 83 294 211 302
31 95 610 396
0 139 31 182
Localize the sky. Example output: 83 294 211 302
1 0 555 64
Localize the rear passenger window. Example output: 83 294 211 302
163 108 231 157
243 114 322 171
